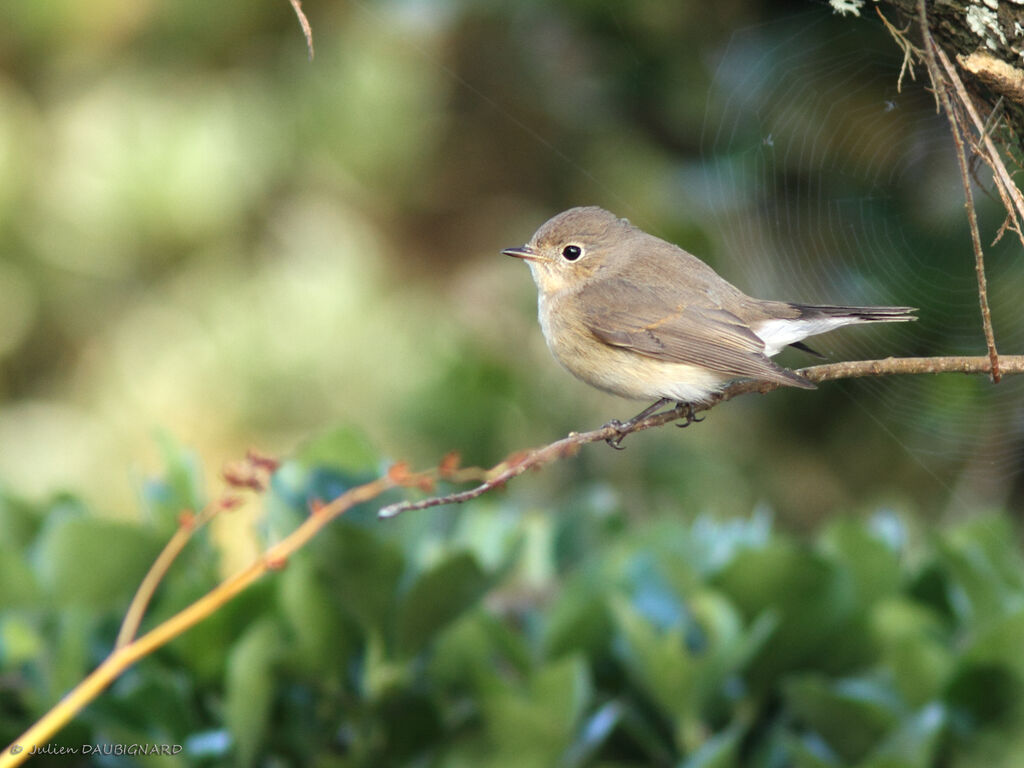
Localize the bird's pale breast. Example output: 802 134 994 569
538 289 728 402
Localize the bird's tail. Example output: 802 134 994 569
756 304 916 358
790 304 917 323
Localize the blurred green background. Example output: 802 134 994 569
2 0 1024 766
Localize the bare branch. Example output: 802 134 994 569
918 1 1001 382
379 354 1024 519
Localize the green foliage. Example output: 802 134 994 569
225 618 282 767
395 552 490 656
32 515 162 609
5 442 1024 767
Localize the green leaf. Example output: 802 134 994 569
785 731 842 768
141 431 205 532
32 515 161 608
276 553 354 674
396 551 489 655
323 523 404 635
543 568 615 660
948 607 1024 725
225 618 282 767
0 488 42 548
429 612 532 694
374 687 443 763
0 615 43 666
293 425 379 475
947 517 1024 588
450 501 525 573
784 676 903 763
944 662 1020 726
363 629 411 699
938 516 1024 626
870 598 953 706
680 724 743 768
689 589 775 684
612 596 697 721
861 703 945 768
544 592 614 660
533 654 592 727
821 518 901 607
687 511 773 576
0 540 38 607
713 542 856 683
166 583 273 686
563 700 625 768
51 609 101 700
484 655 591 765
963 606 1024 678
101 665 198 739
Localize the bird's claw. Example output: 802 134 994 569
603 419 629 450
673 403 704 427
603 401 704 448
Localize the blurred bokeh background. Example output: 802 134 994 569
1 0 1021 520
1 0 1022 523
3 0 1024 765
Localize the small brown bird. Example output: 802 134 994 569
504 206 915 440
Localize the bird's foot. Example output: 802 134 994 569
602 401 705 447
673 402 704 428
603 419 629 450
602 398 676 449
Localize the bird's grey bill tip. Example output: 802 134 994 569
502 245 537 260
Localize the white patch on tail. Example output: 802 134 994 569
753 317 858 357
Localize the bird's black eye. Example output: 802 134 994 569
561 244 582 261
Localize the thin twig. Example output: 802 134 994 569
288 0 314 60
967 96 1005 184
918 1 1001 382
0 473 409 768
114 494 247 649
115 514 201 649
938 49 1024 243
876 7 918 93
115 454 277 649
380 354 1024 518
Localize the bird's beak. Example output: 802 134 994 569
502 244 539 261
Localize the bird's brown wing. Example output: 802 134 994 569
579 278 814 389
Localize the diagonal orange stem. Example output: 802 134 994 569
0 475 396 768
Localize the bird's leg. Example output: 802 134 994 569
673 401 704 427
603 398 675 449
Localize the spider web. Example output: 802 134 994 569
696 10 1024 509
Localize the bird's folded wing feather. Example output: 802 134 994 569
579 279 814 387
